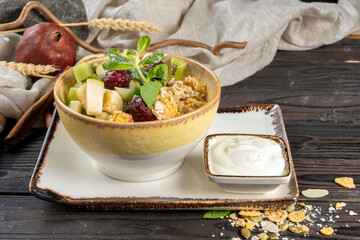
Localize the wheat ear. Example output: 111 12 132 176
61 18 160 32
0 61 58 78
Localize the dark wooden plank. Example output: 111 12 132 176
0 195 359 239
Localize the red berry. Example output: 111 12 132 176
128 95 156 122
104 70 131 90
166 82 175 87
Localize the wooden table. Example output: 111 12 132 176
1 38 359 239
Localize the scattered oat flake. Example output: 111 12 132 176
349 211 358 216
245 221 256 230
279 222 289 231
300 225 309 233
267 210 288 223
301 189 329 198
320 227 334 236
288 210 306 223
239 210 262 217
251 236 259 240
285 204 295 213
335 202 346 209
229 213 238 220
260 221 279 233
235 218 246 227
335 177 356 189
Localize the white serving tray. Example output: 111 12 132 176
30 105 298 210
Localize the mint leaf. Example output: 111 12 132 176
107 49 133 65
203 210 230 219
137 35 151 55
127 68 146 85
121 49 137 63
140 80 162 108
140 53 168 65
104 48 136 70
133 86 140 96
147 64 168 86
103 60 136 70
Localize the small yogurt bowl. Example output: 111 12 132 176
204 134 291 194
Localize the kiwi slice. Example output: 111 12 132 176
73 63 94 83
171 57 187 81
66 87 79 105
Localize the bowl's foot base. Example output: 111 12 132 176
97 160 184 182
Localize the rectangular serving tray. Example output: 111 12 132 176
29 104 299 210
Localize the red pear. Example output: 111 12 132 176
16 22 77 74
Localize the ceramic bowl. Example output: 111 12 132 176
204 134 291 194
54 54 221 182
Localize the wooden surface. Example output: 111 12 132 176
1 38 360 239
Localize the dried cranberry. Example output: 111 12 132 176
146 61 164 72
128 95 156 122
103 70 131 90
166 82 175 87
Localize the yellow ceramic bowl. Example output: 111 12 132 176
54 54 221 182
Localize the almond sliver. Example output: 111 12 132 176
301 189 329 198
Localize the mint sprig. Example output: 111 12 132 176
203 210 231 219
103 35 168 84
102 35 170 108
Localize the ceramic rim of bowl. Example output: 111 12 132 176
54 54 221 129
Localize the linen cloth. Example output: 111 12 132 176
1 0 360 133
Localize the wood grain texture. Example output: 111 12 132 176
1 38 360 239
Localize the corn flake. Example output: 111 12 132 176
229 213 238 220
300 225 309 233
335 202 346 209
245 221 256 230
108 111 133 123
239 210 262 217
267 210 288 223
235 218 246 227
335 177 356 189
288 210 306 223
320 227 334 236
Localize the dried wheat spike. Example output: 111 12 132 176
0 61 59 76
89 18 160 32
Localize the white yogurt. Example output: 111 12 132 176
208 135 286 176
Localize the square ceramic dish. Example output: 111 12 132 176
204 134 291 194
29 104 298 210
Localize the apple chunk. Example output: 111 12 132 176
76 83 87 110
103 89 123 114
68 100 82 114
86 78 104 115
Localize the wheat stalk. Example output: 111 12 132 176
0 18 160 34
0 61 58 78
62 18 161 32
